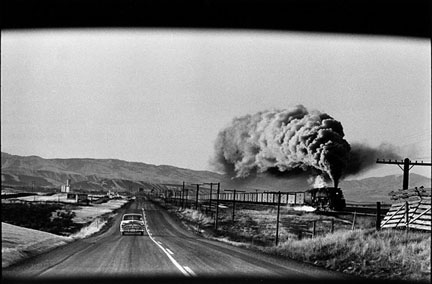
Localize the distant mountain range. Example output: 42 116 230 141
2 152 430 202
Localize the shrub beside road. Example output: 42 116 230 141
1 203 83 236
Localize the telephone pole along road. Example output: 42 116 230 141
3 197 356 280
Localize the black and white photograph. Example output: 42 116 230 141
1 1 431 283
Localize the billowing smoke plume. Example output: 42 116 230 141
212 105 401 187
343 143 401 177
212 105 351 187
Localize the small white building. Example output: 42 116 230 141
61 179 71 193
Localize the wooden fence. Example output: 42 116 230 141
381 197 431 231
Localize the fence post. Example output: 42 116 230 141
405 201 409 232
405 201 410 244
313 220 316 237
376 202 381 231
275 191 281 246
215 183 220 230
351 211 357 230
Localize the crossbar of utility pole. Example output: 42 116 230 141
376 158 432 189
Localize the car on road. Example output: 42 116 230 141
120 213 145 235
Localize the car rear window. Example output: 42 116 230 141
123 215 142 221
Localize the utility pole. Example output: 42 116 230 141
376 158 432 189
215 183 220 230
275 191 281 246
225 189 246 223
181 181 185 209
204 182 218 214
209 183 213 208
184 188 189 208
191 183 203 210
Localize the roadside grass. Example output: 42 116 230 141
264 229 430 282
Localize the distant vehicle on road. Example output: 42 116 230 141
120 213 145 235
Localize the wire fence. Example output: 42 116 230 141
149 184 389 245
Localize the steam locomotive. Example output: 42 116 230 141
303 187 346 211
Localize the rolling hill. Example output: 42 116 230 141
2 152 430 202
1 152 223 190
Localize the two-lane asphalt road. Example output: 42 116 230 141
3 197 357 281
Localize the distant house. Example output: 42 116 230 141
66 192 89 204
107 190 120 199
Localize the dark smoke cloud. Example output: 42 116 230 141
344 143 402 177
212 105 351 186
212 106 404 186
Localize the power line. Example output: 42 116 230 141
376 158 432 189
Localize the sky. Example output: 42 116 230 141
1 29 431 179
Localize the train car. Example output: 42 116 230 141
304 187 346 211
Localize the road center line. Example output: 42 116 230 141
184 266 196 276
166 248 174 255
141 208 190 277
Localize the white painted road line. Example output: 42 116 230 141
184 266 197 276
141 208 190 277
166 249 174 255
